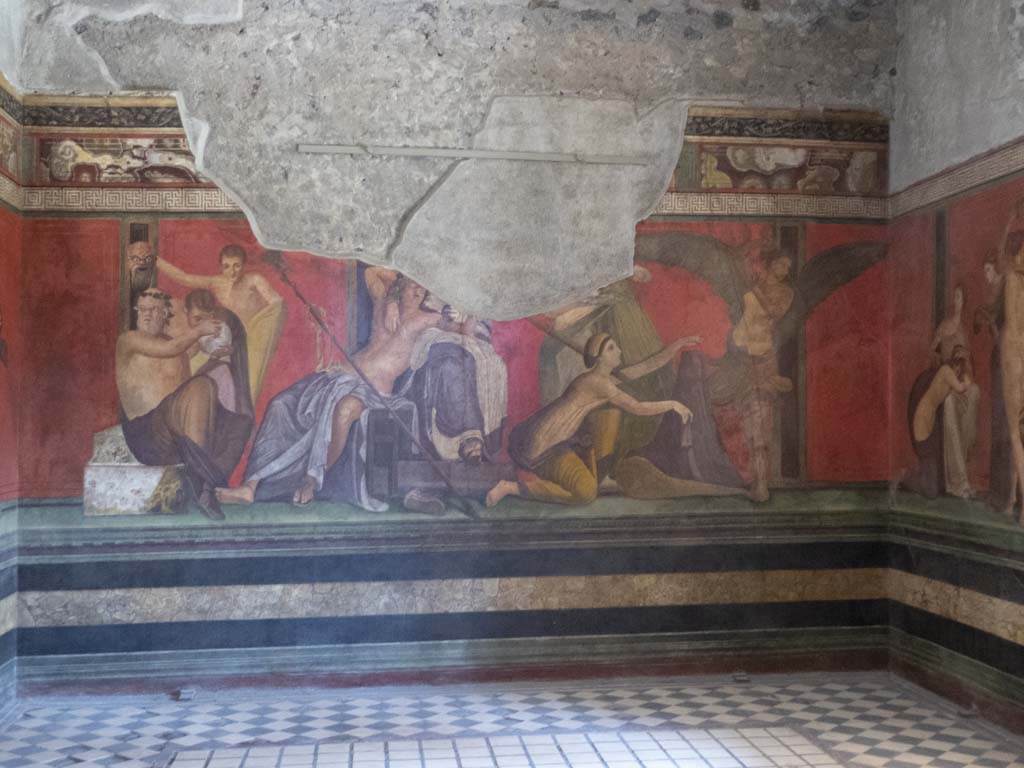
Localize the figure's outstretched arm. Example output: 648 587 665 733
119 319 220 359
619 336 701 380
608 387 692 421
155 257 214 289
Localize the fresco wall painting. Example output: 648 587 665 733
0 95 898 519
2 84 1024 731
82 215 888 521
891 171 1024 525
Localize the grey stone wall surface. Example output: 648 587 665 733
0 2 26 88
891 0 1024 192
10 0 896 317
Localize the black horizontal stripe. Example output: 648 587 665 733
685 115 888 143
886 542 1024 605
0 629 13 666
17 600 888 656
16 541 1024 609
0 564 14 601
17 541 885 591
888 603 1024 679
22 104 183 128
17 602 1021 684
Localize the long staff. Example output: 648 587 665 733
261 250 479 519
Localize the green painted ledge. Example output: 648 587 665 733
8 487 1024 556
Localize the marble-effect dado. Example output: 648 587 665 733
16 570 888 627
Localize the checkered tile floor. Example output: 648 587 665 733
0 673 1020 768
169 729 843 768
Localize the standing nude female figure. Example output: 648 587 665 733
1002 236 1024 523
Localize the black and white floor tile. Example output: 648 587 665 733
0 673 1020 768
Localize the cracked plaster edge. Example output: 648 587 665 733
173 92 281 260
175 89 450 277
35 78 693 321
180 91 691 319
8 1 244 93
385 158 463 267
387 96 691 318
10 4 888 317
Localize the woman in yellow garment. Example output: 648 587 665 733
486 332 697 507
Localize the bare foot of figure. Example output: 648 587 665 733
293 475 317 505
748 485 770 503
486 479 518 508
215 483 255 505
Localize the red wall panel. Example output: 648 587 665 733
804 223 889 482
887 211 936 480
491 318 545 446
19 218 121 497
0 206 21 500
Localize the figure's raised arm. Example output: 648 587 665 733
156 257 214 290
939 364 970 395
365 267 399 303
118 317 220 359
619 336 701 380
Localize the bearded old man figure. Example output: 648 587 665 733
116 289 253 520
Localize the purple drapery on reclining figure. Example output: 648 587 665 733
399 341 503 461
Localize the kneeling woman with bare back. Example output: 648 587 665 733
486 332 694 507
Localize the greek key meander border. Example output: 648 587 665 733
890 138 1024 217
19 186 240 212
653 192 888 219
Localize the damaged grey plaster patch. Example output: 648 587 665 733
16 0 242 92
174 95 274 245
175 94 294 260
1012 0 1024 79
0 1 27 86
18 0 897 317
891 0 1024 189
390 97 687 319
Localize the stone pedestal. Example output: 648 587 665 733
83 426 186 516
